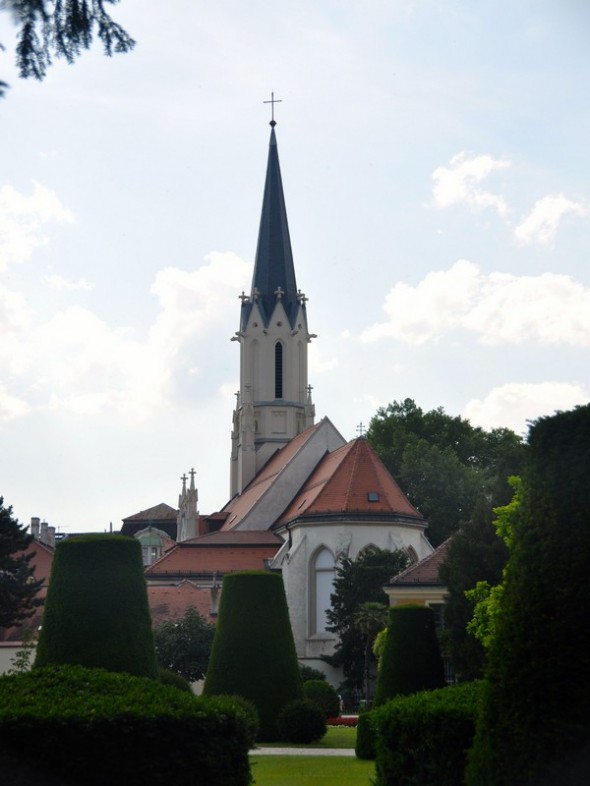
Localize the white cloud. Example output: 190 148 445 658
0 181 74 270
0 251 252 423
431 152 510 215
463 382 589 435
43 274 94 291
309 343 339 373
362 260 590 347
0 383 30 422
514 194 588 247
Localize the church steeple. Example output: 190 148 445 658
242 127 299 329
230 116 315 498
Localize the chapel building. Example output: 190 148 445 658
142 119 434 677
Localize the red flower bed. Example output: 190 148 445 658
326 716 358 727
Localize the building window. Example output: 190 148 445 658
275 342 283 399
367 492 380 502
311 547 335 635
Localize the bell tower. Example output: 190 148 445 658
230 111 315 497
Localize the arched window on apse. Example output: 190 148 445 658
311 547 336 635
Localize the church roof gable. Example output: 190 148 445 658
221 417 346 531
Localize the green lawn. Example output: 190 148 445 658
250 756 375 786
257 726 357 750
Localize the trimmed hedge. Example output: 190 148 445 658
0 665 253 786
277 698 327 743
374 605 445 705
355 711 376 760
203 571 303 741
35 535 158 678
372 681 481 786
303 679 340 719
467 405 590 786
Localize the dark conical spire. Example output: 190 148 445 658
244 126 299 328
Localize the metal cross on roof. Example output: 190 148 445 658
264 91 282 126
356 422 366 437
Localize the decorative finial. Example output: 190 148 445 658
264 91 282 126
356 422 366 437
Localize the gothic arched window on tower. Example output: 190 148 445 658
311 547 336 635
274 341 283 399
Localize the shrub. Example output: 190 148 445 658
277 698 327 744
0 664 253 786
203 571 303 741
467 405 590 786
372 681 481 786
355 711 376 760
34 535 158 678
374 605 445 705
300 664 327 682
158 667 193 693
303 679 340 719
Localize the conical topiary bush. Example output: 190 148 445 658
374 604 445 705
203 570 303 741
35 534 158 678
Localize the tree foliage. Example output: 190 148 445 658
153 606 215 683
323 547 408 693
467 405 590 786
0 497 43 629
367 398 525 546
1 0 134 96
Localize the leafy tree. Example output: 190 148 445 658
1 0 134 97
153 606 215 683
0 497 43 629
367 398 525 546
467 405 590 786
353 601 388 706
323 547 408 693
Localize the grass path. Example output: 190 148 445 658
250 755 375 786
250 726 375 785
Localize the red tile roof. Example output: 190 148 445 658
386 538 451 586
148 580 213 626
277 438 425 525
144 532 281 577
122 503 177 522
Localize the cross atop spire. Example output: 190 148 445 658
263 91 282 126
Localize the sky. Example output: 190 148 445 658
1 1 589 535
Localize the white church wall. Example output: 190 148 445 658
279 518 434 662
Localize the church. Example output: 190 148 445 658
126 116 435 678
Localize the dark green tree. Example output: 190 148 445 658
323 547 408 693
467 405 590 786
1 0 134 96
374 604 446 705
203 571 303 742
153 606 215 682
438 496 509 681
35 534 158 678
367 398 525 546
0 497 43 629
